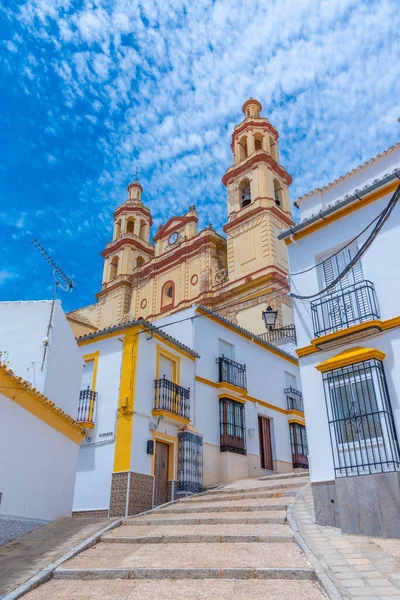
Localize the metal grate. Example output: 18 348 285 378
220 398 246 455
289 423 309 469
322 359 400 477
258 325 297 345
154 376 190 420
77 387 97 423
216 356 247 390
285 386 304 412
178 429 203 495
311 280 379 338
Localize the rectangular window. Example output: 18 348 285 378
323 359 400 477
218 339 234 360
220 398 246 455
289 423 309 469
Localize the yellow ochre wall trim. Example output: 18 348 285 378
195 375 302 417
288 418 306 426
113 327 140 472
285 180 399 245
0 365 86 444
151 430 178 480
83 350 100 391
316 347 386 373
297 316 400 358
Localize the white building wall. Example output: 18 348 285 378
0 300 82 417
0 393 79 521
73 336 122 512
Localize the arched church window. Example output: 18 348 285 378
126 218 135 234
115 219 122 239
254 133 263 151
139 219 147 241
239 178 251 208
136 256 144 268
161 281 174 308
238 136 248 161
274 179 283 207
270 137 278 162
109 255 119 280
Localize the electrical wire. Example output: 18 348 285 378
290 183 400 301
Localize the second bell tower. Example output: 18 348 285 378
221 99 294 329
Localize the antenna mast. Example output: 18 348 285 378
32 238 75 370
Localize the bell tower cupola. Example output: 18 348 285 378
101 178 154 288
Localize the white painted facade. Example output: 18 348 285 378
73 309 303 515
0 301 84 523
282 144 400 536
0 392 80 521
0 300 83 417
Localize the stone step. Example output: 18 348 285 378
21 578 327 600
180 489 297 503
124 512 287 526
53 566 316 581
258 471 309 481
102 533 294 544
156 498 291 514
56 541 310 572
204 478 308 495
105 522 291 539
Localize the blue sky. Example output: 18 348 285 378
1 0 400 312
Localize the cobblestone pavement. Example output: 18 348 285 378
0 517 110 597
293 484 400 599
22 472 327 600
0 517 46 545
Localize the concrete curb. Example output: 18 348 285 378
53 566 317 581
100 533 295 544
287 485 347 600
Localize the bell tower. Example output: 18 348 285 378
97 179 154 329
221 99 294 329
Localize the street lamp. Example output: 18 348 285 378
262 305 278 330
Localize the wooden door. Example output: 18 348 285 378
154 441 169 506
258 416 273 470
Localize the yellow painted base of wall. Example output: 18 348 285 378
203 442 262 486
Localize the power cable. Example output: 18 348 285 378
290 183 400 300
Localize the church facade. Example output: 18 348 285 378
68 99 294 337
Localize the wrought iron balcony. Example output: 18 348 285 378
311 280 380 339
285 387 304 412
216 356 247 390
77 387 97 425
154 376 190 420
258 325 297 346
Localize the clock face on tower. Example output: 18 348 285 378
168 232 179 245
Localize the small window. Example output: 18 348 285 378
239 178 251 208
109 255 119 280
126 218 135 234
273 179 283 207
161 281 174 308
238 136 248 161
136 256 144 268
220 398 246 455
289 423 308 469
218 339 234 360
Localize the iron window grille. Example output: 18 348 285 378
285 387 304 412
323 359 400 478
77 387 97 424
178 429 203 495
220 398 246 455
311 280 379 338
289 423 309 469
216 356 247 390
154 376 190 420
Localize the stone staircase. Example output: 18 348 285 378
23 472 327 599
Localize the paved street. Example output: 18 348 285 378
293 484 400 599
0 517 110 598
22 472 326 599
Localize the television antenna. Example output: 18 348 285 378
32 238 75 370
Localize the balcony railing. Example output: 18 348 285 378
258 325 297 346
216 356 247 390
77 387 97 424
311 280 379 338
285 387 304 412
154 376 190 420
